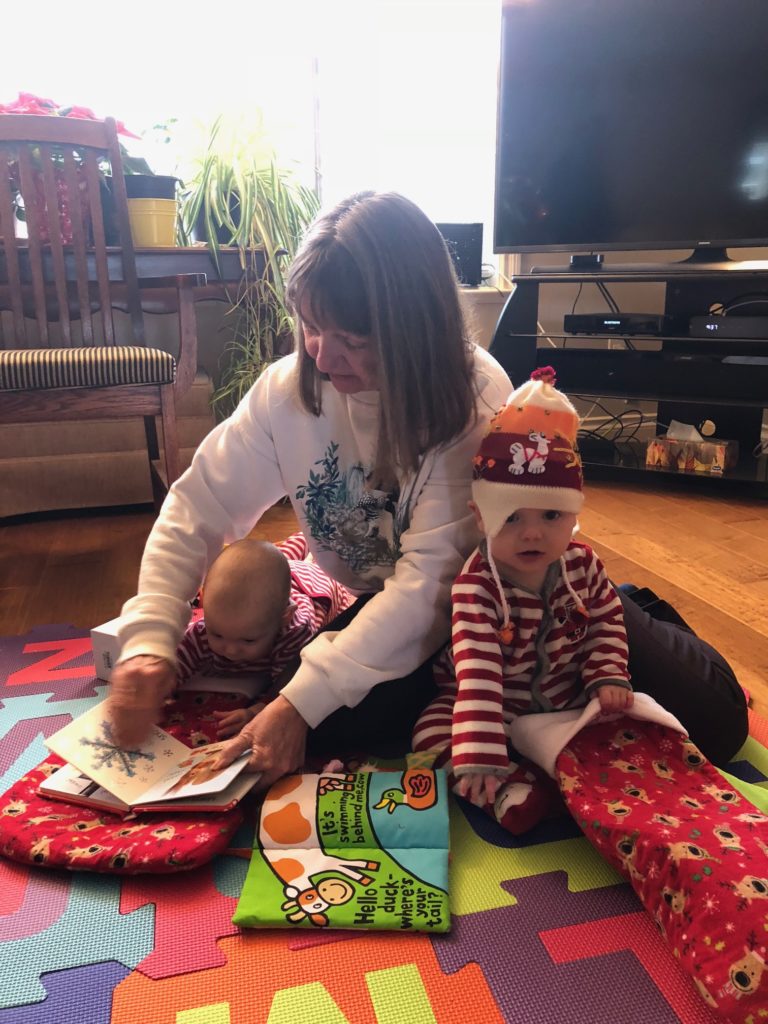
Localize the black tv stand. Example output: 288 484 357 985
679 245 734 265
490 263 768 495
533 249 768 276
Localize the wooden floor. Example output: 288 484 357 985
2 480 767 716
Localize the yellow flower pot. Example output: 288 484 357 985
127 198 178 247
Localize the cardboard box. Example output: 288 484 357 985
91 605 202 683
90 618 122 681
645 435 739 475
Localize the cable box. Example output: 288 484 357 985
564 313 673 335
689 315 768 339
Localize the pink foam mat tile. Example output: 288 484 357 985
120 865 240 979
0 862 71 941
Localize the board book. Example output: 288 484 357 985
233 768 450 932
40 700 259 816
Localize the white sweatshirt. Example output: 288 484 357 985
117 346 511 728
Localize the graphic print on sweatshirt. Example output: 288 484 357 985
295 442 401 575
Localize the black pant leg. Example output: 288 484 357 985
618 590 748 765
303 593 439 759
307 663 438 759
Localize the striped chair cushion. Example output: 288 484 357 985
0 347 176 391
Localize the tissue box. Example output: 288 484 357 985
645 436 739 475
90 617 122 681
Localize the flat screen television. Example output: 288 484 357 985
494 0 768 261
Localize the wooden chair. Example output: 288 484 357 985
0 114 205 513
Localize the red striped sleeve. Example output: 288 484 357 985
576 549 630 690
275 532 310 561
450 564 509 774
175 620 210 682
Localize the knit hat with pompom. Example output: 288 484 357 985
472 366 584 541
471 367 585 644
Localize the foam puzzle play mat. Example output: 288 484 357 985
3 622 768 1023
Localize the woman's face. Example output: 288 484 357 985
300 301 378 393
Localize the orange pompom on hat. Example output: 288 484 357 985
472 366 584 540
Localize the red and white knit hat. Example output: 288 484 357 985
472 366 584 540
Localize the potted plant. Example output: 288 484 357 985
178 113 320 417
0 92 180 246
0 91 146 243
124 173 180 247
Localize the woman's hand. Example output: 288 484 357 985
107 655 176 747
213 694 308 788
597 684 634 713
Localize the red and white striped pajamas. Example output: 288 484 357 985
413 541 631 833
177 536 355 689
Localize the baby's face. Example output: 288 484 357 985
490 508 578 588
204 605 282 663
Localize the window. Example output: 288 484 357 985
2 0 502 266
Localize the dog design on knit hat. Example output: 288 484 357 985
509 429 551 475
472 366 585 643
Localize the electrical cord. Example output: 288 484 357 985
596 281 636 350
573 397 646 442
722 295 768 314
577 427 645 468
705 295 768 318
568 279 636 349
596 281 619 313
537 321 559 348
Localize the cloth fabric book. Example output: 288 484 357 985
233 768 451 932
41 700 258 816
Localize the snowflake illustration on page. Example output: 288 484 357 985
80 720 156 777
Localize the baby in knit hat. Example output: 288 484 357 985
412 367 633 835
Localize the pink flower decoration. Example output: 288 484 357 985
59 105 98 120
0 92 139 137
115 120 140 139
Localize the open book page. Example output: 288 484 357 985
39 755 260 815
44 700 191 806
133 767 261 814
234 769 450 932
44 700 249 808
38 762 130 813
135 742 249 804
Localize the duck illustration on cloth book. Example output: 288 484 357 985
233 767 450 931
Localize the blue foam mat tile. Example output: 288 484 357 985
1 872 153 1008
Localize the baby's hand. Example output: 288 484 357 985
455 772 503 805
597 685 634 713
211 702 265 739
